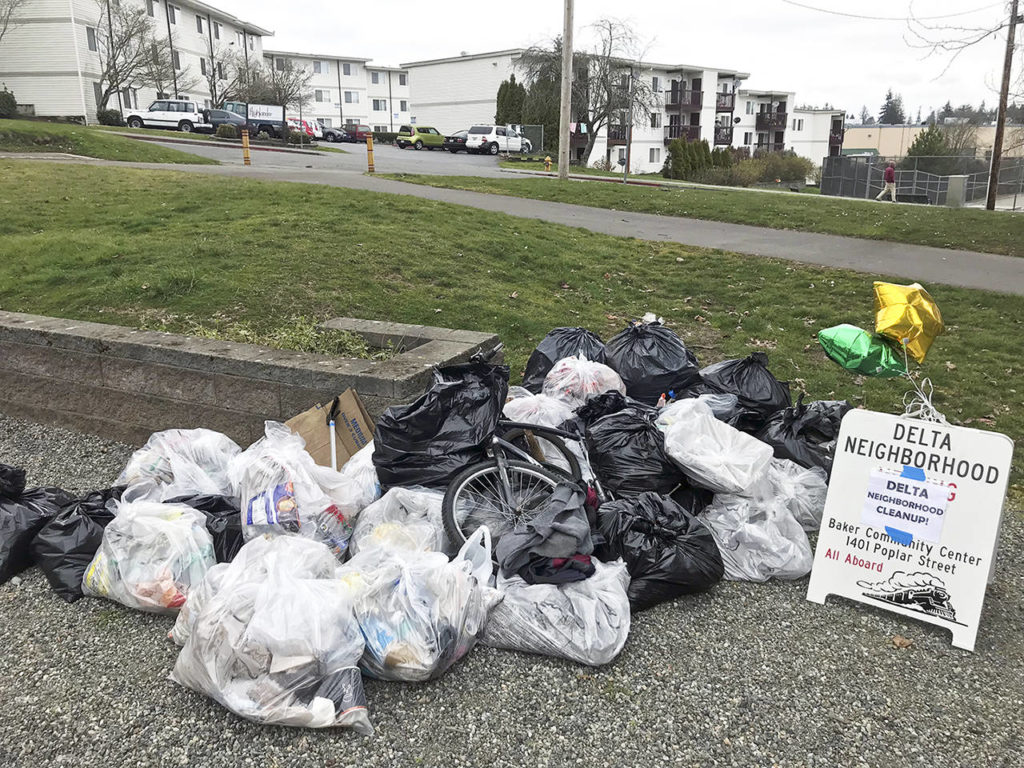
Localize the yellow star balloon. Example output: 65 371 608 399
873 281 944 363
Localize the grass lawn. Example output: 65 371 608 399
0 119 217 164
93 125 218 141
380 173 1024 257
501 158 665 179
1 159 1021 504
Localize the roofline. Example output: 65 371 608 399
645 62 750 79
401 48 526 67
738 88 796 96
793 107 846 114
181 0 272 36
263 49 372 63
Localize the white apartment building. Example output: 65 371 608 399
262 50 411 131
0 0 270 121
788 107 846 163
734 90 844 162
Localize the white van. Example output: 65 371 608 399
466 125 526 155
124 100 211 133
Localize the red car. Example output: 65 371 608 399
344 124 372 142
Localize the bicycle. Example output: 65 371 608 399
441 418 597 549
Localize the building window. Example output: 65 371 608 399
344 91 358 103
172 51 180 70
321 118 331 128
400 100 407 111
213 21 220 39
345 118 357 127
745 101 754 115
314 89 328 103
371 71 380 84
92 82 102 106
650 112 661 128
651 76 660 92
743 131 753 145
275 57 285 72
649 147 660 163
195 15 203 33
617 147 626 162
146 0 154 17
217 62 224 80
167 4 177 23
399 73 407 86
86 26 97 51
200 58 207 75
204 98 211 109
343 62 351 76
372 98 386 111
374 124 387 132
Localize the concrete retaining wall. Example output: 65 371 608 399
0 311 500 447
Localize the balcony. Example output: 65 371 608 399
755 142 787 153
755 112 788 131
829 129 845 146
715 92 735 111
664 124 701 144
606 124 628 146
665 89 702 109
713 125 733 145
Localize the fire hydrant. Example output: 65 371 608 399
544 155 552 172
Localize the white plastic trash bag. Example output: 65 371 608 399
542 355 626 409
83 500 215 613
700 494 813 582
170 538 371 733
349 486 447 556
230 422 358 558
661 399 773 494
118 429 241 502
757 458 828 532
320 441 382 521
502 393 590 478
481 558 631 666
337 528 499 682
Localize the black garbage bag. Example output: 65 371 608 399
595 492 724 611
166 494 244 563
755 395 853 476
605 321 701 406
698 352 791 432
669 484 715 516
522 327 607 393
0 463 76 585
587 408 684 497
373 362 510 490
30 486 123 602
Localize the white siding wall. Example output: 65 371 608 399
789 109 842 165
406 53 518 134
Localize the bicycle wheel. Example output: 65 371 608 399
442 459 566 548
500 427 582 480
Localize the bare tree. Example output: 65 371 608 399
263 57 312 110
518 18 657 165
219 53 310 109
142 35 198 101
93 0 158 109
201 42 230 106
940 121 979 155
0 0 27 49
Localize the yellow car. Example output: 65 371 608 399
396 125 445 150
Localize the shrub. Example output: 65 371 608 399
215 124 238 139
0 89 18 119
286 129 308 144
96 108 124 126
372 131 397 144
758 152 814 182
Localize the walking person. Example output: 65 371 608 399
876 161 897 202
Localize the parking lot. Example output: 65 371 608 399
148 138 509 177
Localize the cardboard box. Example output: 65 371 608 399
285 389 375 469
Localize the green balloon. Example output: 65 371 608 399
818 324 907 378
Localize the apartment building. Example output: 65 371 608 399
262 50 411 130
0 0 270 121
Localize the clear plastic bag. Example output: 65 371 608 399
349 486 447 556
117 429 241 502
661 399 773 494
169 537 371 733
82 500 216 613
756 458 829 532
323 441 382 519
542 355 626 410
700 494 812 582
230 422 357 559
503 394 591 480
337 531 499 682
481 558 631 666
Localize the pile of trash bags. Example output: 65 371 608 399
1 316 856 735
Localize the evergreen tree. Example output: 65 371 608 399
699 139 713 169
878 89 906 124
939 101 954 120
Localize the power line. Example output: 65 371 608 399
778 0 1004 22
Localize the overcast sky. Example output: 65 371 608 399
221 0 1019 120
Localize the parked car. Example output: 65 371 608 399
124 99 211 133
321 126 349 143
465 124 526 155
342 124 372 142
396 125 444 150
201 109 248 133
444 129 469 153
287 117 322 140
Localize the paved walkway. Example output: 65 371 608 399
6 152 1024 296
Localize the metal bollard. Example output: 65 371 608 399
544 155 552 172
366 133 375 174
241 129 251 166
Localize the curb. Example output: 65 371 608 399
121 132 323 156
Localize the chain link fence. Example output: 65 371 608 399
821 155 1024 209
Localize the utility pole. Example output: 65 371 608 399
557 0 573 180
622 68 633 184
987 0 1019 211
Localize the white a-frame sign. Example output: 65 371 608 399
807 409 1014 651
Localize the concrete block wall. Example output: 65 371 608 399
0 311 500 448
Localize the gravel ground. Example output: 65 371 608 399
1 411 1021 768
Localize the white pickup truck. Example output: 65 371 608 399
124 99 212 133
